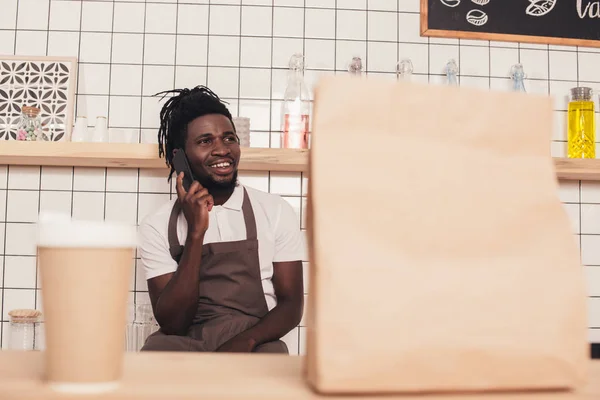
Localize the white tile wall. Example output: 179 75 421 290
1 0 599 353
16 31 48 56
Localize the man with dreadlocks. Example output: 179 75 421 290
138 86 304 353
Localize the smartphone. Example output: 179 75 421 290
172 149 195 192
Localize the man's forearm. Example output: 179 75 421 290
154 235 204 335
236 298 303 348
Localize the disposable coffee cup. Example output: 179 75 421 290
37 212 137 394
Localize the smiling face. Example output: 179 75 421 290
183 113 241 190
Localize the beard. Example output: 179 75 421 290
197 170 238 192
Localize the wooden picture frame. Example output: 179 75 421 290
0 55 78 141
420 0 600 49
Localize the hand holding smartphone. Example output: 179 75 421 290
173 149 214 235
172 149 195 192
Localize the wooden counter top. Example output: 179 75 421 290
0 352 598 399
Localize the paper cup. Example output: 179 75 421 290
37 213 137 394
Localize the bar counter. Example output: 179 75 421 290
0 352 598 399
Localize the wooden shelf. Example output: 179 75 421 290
1 142 600 180
0 141 309 172
554 158 600 181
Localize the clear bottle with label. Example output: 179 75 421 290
281 54 310 149
510 64 527 93
568 87 596 159
348 56 363 75
445 59 459 86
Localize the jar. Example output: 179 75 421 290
8 309 44 351
17 106 48 141
396 58 413 81
348 56 363 75
568 87 596 159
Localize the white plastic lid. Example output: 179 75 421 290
37 212 138 248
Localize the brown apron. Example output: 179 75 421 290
141 188 288 354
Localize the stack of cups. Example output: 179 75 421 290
37 212 138 394
232 117 251 147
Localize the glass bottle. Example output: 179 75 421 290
396 59 413 81
510 64 527 93
348 56 363 75
281 54 310 149
8 309 43 351
17 106 48 141
568 87 596 159
445 59 459 86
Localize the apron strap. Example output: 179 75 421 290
167 186 258 262
167 200 184 262
241 188 257 241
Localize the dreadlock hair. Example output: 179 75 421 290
156 85 235 182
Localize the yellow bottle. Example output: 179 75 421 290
568 87 596 159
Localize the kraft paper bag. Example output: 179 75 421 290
305 76 589 394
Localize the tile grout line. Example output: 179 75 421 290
74 0 84 123
8 28 578 51
33 168 42 314
577 44 582 263
364 2 368 76
205 0 212 85
267 1 275 147
30 0 53 318
0 168 9 347
173 0 180 93
133 0 150 306
103 0 117 223
397 0 400 77
237 2 243 119
12 0 19 55
44 0 51 57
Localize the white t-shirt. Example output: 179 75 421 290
138 184 306 310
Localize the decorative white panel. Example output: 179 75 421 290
0 56 77 141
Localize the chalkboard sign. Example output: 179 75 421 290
421 0 600 48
